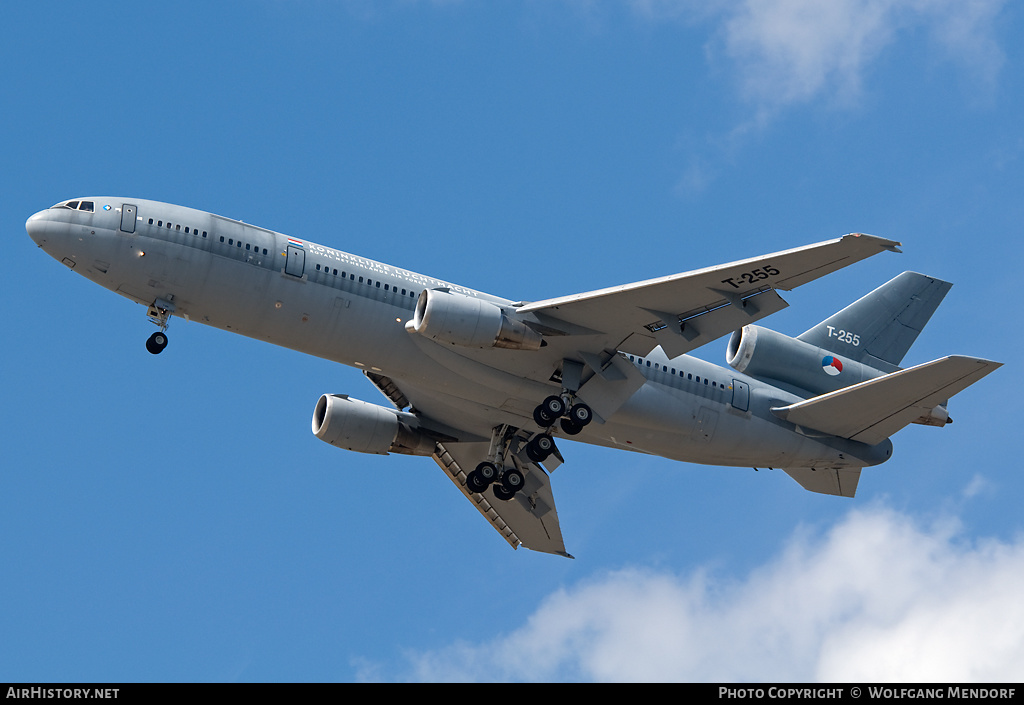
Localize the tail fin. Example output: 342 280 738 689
797 272 952 371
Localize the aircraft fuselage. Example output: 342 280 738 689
26 197 892 474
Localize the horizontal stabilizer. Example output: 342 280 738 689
771 356 1002 446
783 467 861 498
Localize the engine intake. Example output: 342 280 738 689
312 394 435 456
406 289 543 350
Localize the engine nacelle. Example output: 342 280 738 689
727 324 886 396
311 394 435 456
406 288 543 350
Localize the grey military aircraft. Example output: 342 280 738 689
26 198 1001 557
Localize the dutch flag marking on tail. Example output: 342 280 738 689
822 355 843 376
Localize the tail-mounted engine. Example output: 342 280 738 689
312 394 436 456
406 289 544 350
727 324 886 396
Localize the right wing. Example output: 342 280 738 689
516 233 901 359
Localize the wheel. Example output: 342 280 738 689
533 405 554 427
501 468 525 494
569 403 593 427
146 332 168 355
560 418 583 435
526 434 554 463
474 462 498 484
466 470 489 494
492 484 516 501
542 395 566 419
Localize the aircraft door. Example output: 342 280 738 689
120 204 137 233
285 245 305 277
731 379 750 412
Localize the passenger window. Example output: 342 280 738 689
246 244 251 250
158 221 163 227
167 222 171 228
149 219 154 225
262 248 267 254
220 236 225 243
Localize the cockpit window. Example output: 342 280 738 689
50 200 95 212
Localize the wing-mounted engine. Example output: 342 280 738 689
727 324 887 396
312 394 436 456
406 289 544 350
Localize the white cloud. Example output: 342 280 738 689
388 506 1024 681
630 0 1006 116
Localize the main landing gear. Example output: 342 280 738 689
145 297 175 355
532 394 593 436
465 426 540 503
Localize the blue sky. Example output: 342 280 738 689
2 0 1022 682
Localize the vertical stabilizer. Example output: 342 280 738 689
797 272 951 370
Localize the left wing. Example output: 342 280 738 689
433 441 571 558
517 233 900 359
365 372 572 557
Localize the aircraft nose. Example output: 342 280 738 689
26 210 49 246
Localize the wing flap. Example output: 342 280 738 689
772 356 1002 445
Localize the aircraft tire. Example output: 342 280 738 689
501 468 525 494
466 470 489 494
569 403 592 426
560 418 583 435
146 332 168 355
526 435 554 463
541 395 565 419
492 483 516 501
475 462 498 483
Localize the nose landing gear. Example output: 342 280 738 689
145 297 175 355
